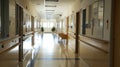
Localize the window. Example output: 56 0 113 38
16 4 23 35
42 22 54 28
43 22 48 28
82 9 86 35
0 0 9 39
0 0 1 37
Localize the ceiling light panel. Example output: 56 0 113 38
46 10 55 11
45 0 59 2
45 5 57 7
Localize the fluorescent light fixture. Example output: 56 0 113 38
45 0 59 2
45 5 56 7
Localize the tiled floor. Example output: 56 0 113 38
33 33 81 67
0 46 19 67
0 33 89 67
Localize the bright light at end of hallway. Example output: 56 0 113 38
42 34 55 53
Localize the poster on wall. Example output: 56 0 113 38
0 1 1 37
90 1 98 35
80 0 104 40
70 14 75 33
23 11 31 34
63 18 67 34
90 0 104 39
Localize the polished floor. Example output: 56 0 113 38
0 33 89 67
33 33 82 67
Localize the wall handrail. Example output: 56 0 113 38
23 31 33 36
79 39 109 54
0 35 20 44
0 43 20 54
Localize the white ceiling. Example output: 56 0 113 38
30 0 75 19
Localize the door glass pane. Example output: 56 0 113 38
0 1 1 38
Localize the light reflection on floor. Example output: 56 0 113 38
42 34 55 53
33 33 81 67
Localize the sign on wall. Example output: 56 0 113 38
80 0 104 40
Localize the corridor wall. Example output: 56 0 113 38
61 0 111 67
0 0 40 66
69 0 111 41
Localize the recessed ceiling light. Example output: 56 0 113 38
46 10 55 11
45 5 56 7
45 0 59 2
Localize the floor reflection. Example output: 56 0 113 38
0 46 19 67
33 33 80 67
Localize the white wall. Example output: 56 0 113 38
72 0 111 41
9 0 16 37
9 0 39 37
103 0 112 41
57 0 111 41
40 19 57 33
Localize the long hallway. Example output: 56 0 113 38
1 0 120 67
33 33 81 67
